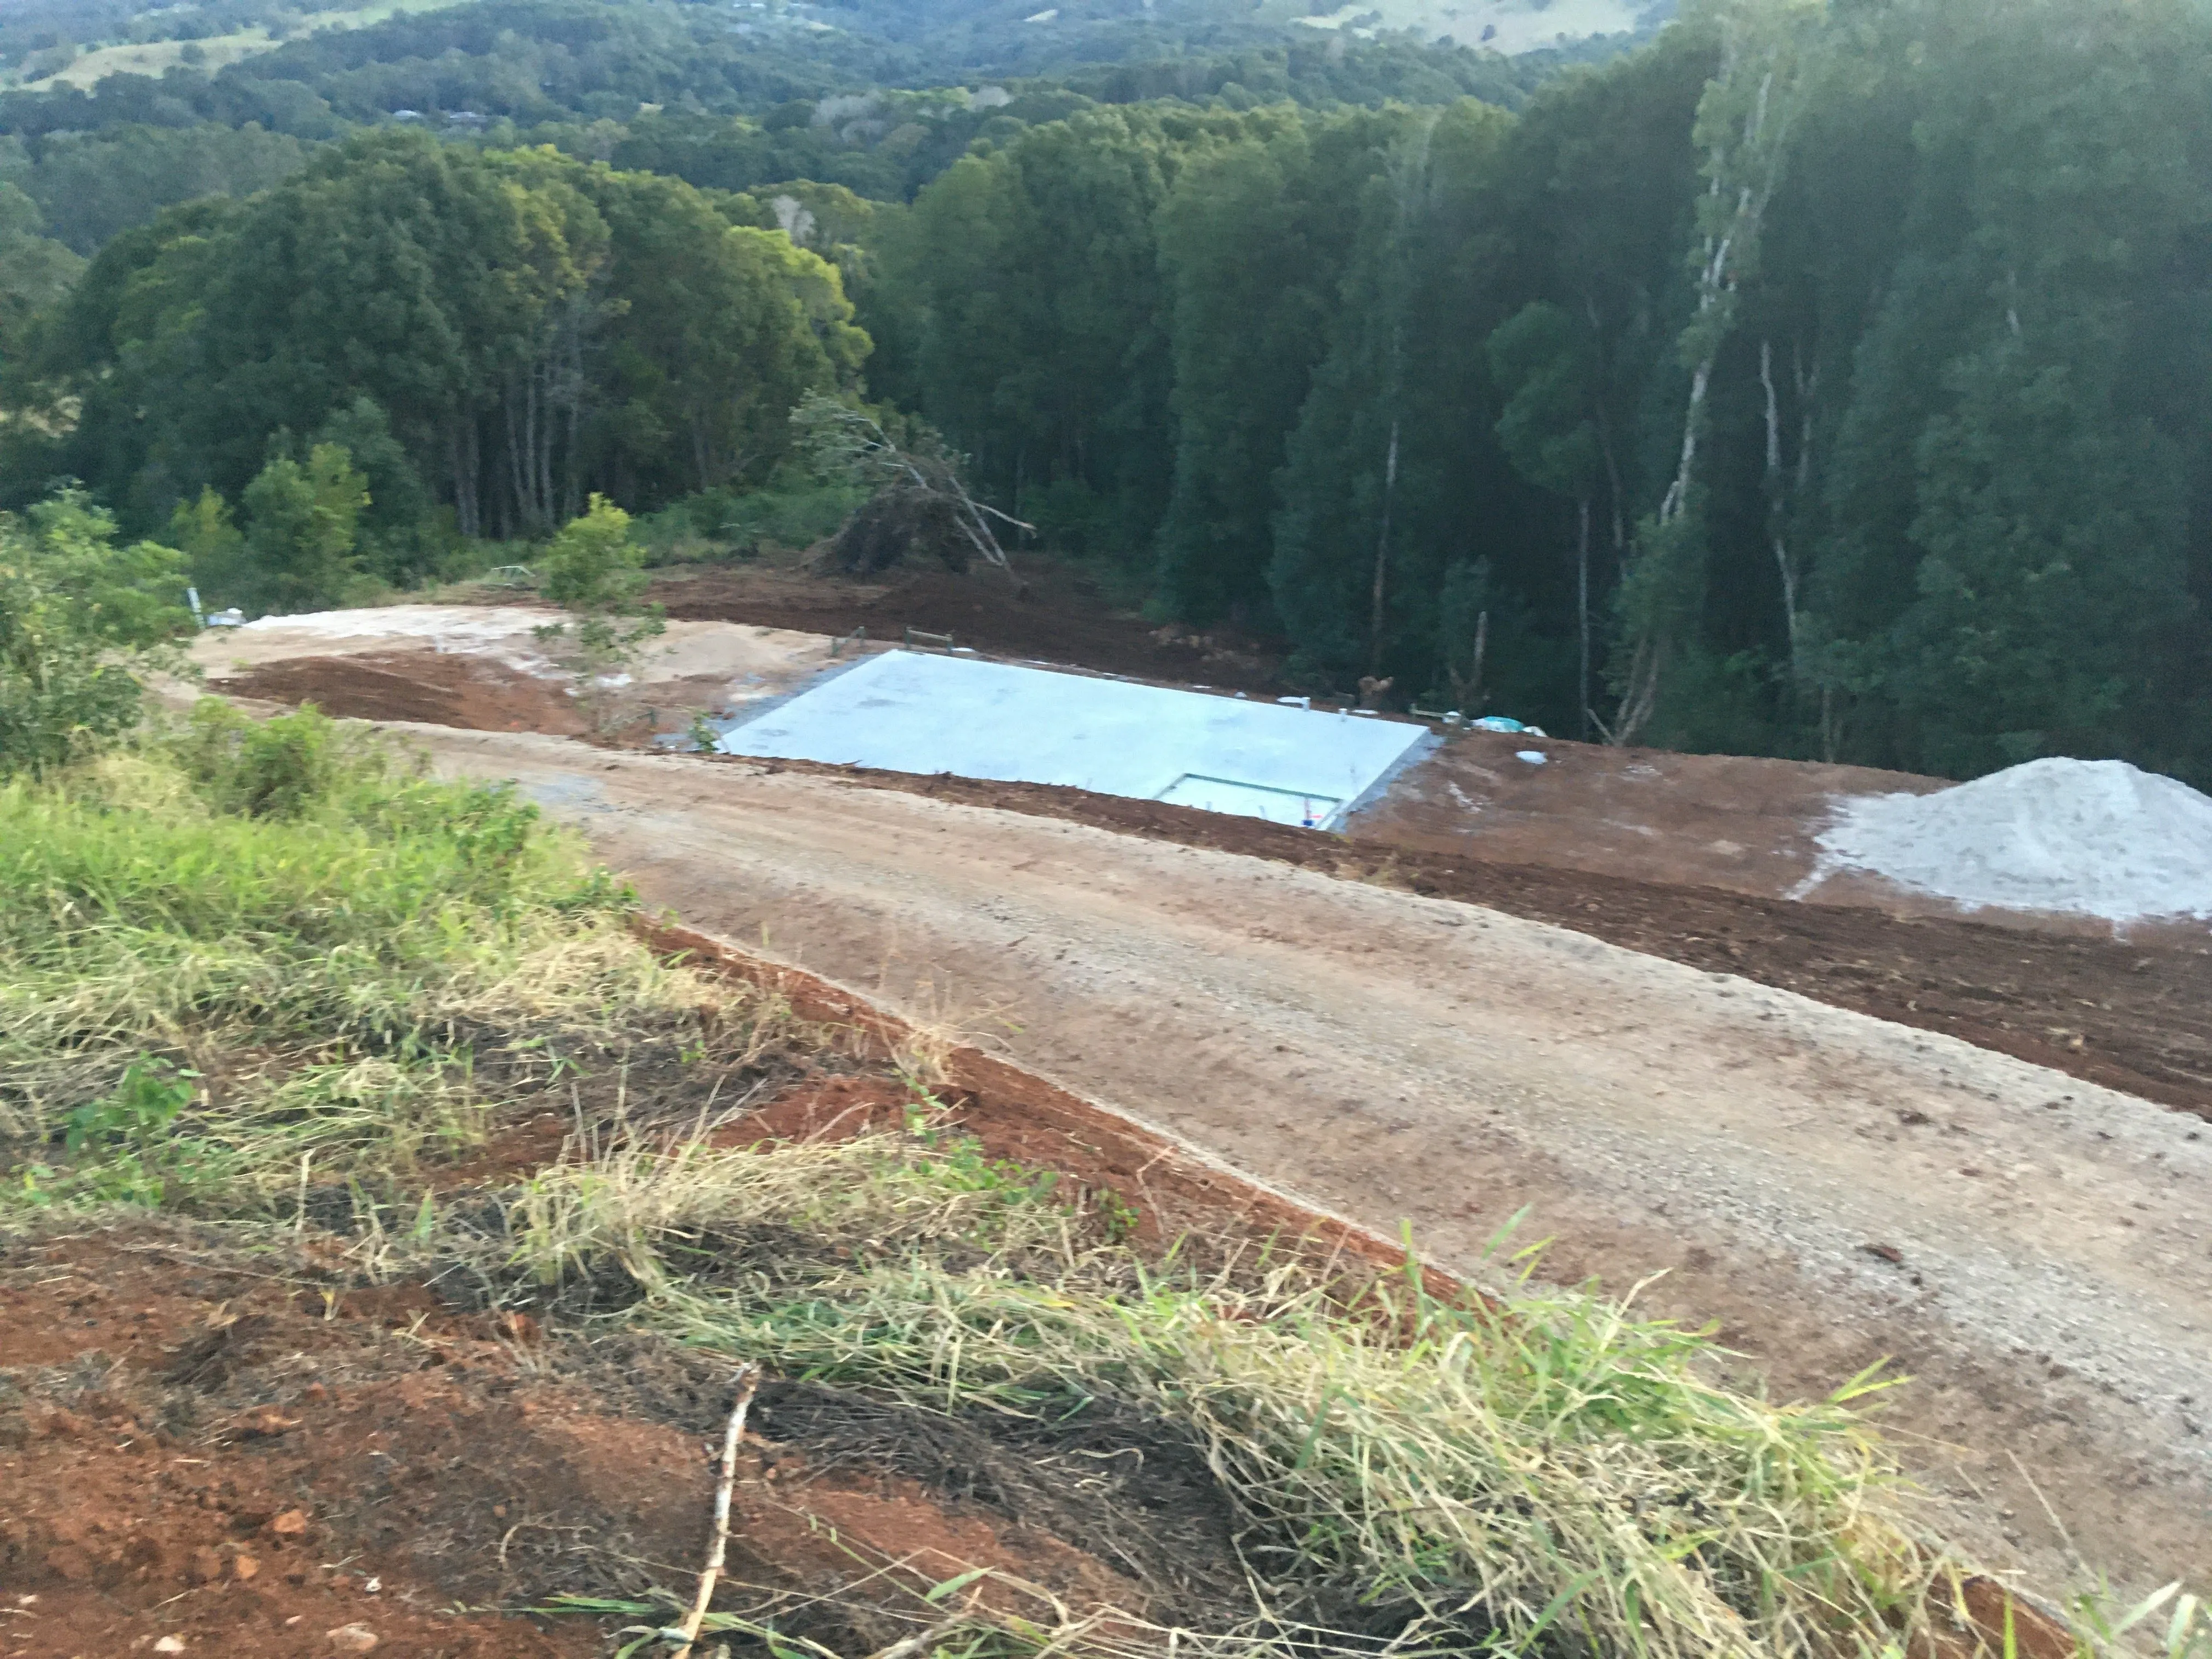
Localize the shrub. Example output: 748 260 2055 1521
540 493 646 612
0 490 191 777
168 698 370 819
534 495 665 730
636 477 867 564
238 443 371 614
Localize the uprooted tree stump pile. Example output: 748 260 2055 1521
795 393 1032 585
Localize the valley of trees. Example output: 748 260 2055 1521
0 0 2205 786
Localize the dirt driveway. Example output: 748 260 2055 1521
409 729 2211 1601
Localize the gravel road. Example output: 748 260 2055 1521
417 729 2212 1597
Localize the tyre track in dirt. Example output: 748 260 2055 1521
413 729 2212 1599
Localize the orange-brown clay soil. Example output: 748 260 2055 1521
211 650 590 737
0 1231 1239 1659
1359 729 1948 902
0 998 1345 1659
0 1230 628 1659
647 557 1280 692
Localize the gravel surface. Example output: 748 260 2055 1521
413 728 2212 1601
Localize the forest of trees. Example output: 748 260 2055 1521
2 133 866 608
866 0 2212 784
0 0 2203 786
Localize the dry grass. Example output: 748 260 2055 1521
8 709 2205 1659
498 1122 1937 1659
16 0 469 91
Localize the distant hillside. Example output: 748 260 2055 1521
0 0 1641 134
1289 0 1672 54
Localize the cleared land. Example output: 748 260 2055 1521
646 560 1280 692
1288 0 1648 53
407 727 2212 1598
776 757 2212 1118
187 578 2212 1611
12 718 2063 1658
203 591 2212 1117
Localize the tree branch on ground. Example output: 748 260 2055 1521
793 393 1032 586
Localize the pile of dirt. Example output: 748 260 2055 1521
648 555 1280 691
724 756 2212 1120
212 650 589 736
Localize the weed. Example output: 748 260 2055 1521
686 709 722 753
19 1058 228 1207
2067 1580 2211 1659
62 1058 195 1156
1090 1184 1141 1244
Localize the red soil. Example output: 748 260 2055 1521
0 1228 1177 1658
0 1235 607 1659
647 556 1279 691
0 924 2076 1659
212 650 588 736
642 918 1469 1296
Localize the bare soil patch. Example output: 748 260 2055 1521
0 952 1409 1659
0 1225 1245 1657
647 555 1280 690
704 755 2212 1121
0 1232 610 1659
397 730 2212 1596
1365 729 1948 901
211 650 589 736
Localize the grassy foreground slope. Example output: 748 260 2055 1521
0 707 2202 1658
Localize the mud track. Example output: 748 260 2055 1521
403 728 2212 1599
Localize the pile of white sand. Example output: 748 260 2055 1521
1813 757 2212 922
236 605 550 646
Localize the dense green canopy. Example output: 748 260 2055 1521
870 0 2212 785
13 131 864 561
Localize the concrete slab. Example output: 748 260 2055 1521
717 650 1429 828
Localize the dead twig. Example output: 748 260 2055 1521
864 1619 966 1659
671 1363 763 1659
